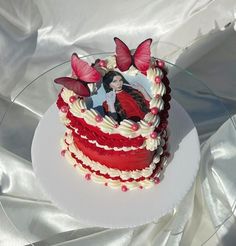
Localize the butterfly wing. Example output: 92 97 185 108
71 53 101 83
133 38 152 72
114 37 132 71
54 77 90 97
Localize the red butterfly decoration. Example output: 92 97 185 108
114 37 152 73
54 53 101 97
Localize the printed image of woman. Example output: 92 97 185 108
102 71 151 122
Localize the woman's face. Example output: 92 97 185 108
109 75 123 92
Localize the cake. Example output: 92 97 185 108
54 37 171 191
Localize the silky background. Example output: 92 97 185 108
0 0 236 245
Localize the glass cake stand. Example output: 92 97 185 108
0 53 235 245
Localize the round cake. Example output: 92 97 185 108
54 37 171 191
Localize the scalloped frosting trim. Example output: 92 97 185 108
61 130 165 181
62 144 168 191
74 131 146 151
59 111 71 125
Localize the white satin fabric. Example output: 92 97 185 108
1 0 236 245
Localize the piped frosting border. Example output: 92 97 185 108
61 131 169 191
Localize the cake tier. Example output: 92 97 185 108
67 113 145 149
61 131 169 190
72 129 155 170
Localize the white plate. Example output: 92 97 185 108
31 99 200 228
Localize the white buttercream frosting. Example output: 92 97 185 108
70 99 87 117
145 136 161 151
99 116 118 133
151 82 166 97
61 88 76 103
139 120 155 137
144 113 160 126
118 120 140 138
75 131 146 151
150 97 165 111
59 111 71 125
146 67 163 81
83 109 99 125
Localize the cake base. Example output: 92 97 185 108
31 99 200 228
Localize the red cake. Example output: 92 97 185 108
55 38 171 191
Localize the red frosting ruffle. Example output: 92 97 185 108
65 140 168 183
66 111 145 148
72 130 155 170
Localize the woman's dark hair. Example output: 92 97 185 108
103 71 149 121
103 71 129 93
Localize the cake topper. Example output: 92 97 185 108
102 70 150 122
54 53 101 97
114 37 152 73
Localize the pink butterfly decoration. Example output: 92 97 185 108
114 37 152 73
54 53 101 97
